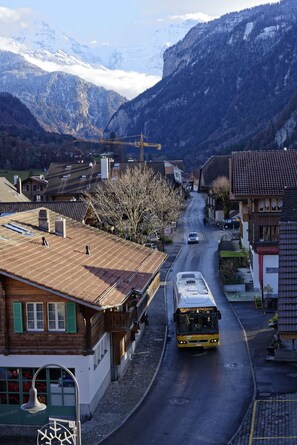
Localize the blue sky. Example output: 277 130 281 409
0 1 281 45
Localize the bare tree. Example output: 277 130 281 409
85 165 182 243
211 176 230 218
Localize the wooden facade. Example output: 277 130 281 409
0 278 106 356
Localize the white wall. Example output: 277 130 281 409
0 333 112 418
263 255 279 297
250 249 260 292
241 220 249 250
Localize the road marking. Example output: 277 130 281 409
248 399 297 444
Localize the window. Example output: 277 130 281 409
48 303 65 331
258 200 264 211
26 303 44 331
264 199 270 211
259 225 279 242
278 199 283 210
271 199 277 211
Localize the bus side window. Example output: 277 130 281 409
173 313 178 322
218 311 222 320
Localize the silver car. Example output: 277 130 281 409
187 232 199 244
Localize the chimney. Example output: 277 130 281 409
16 177 22 194
38 209 51 232
101 157 109 180
13 175 18 186
55 218 66 238
86 245 91 255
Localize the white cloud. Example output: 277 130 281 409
22 53 160 100
0 7 34 35
169 12 216 22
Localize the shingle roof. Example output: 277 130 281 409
198 155 230 190
278 189 297 336
280 188 297 222
44 162 101 196
0 201 89 222
0 177 30 202
278 221 297 336
231 150 297 196
0 209 166 310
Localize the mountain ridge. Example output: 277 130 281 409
104 0 297 169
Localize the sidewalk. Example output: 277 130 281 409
2 224 297 445
0 230 183 445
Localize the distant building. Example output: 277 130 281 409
0 177 29 203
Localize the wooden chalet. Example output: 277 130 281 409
230 149 297 302
21 175 48 202
0 208 166 425
43 161 104 201
198 155 237 222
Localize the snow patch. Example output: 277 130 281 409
243 22 254 40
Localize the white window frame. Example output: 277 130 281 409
48 302 65 331
26 302 44 331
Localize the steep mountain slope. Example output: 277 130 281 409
104 0 297 169
0 92 105 170
0 50 126 139
0 92 43 131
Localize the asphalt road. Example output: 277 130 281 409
102 193 255 445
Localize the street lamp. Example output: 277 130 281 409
21 363 81 445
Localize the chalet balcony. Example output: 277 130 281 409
105 294 149 332
248 212 280 247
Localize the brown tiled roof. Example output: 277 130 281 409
0 177 30 202
280 188 297 222
22 176 48 185
278 220 297 336
44 162 101 197
231 150 297 197
0 209 166 310
198 155 230 191
0 201 89 222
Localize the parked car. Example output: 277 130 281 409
187 232 199 244
223 218 240 229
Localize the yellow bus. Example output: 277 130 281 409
173 271 221 348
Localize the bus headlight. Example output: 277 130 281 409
178 340 187 344
210 339 218 343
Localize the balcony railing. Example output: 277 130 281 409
105 294 149 332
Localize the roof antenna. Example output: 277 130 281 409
86 245 91 255
42 237 49 247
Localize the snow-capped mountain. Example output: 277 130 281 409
0 18 200 99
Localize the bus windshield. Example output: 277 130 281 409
176 312 218 335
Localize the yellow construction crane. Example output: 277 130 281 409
99 133 161 162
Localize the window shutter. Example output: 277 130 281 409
13 302 23 333
66 302 77 333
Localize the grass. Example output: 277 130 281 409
219 250 245 258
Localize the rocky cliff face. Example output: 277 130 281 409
0 50 126 139
105 0 297 169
